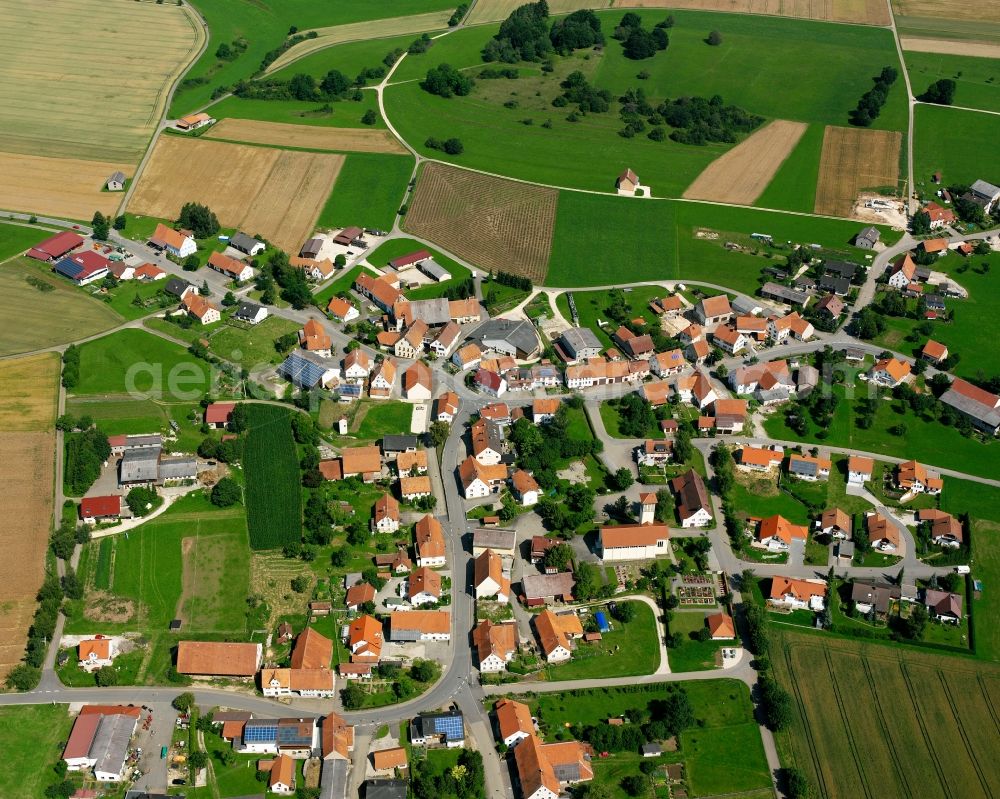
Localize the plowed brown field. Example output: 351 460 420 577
0 353 59 679
129 137 344 253
205 118 407 154
683 120 807 205
814 126 901 217
612 0 890 25
404 162 557 283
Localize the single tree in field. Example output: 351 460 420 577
707 30 722 45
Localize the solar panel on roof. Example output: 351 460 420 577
432 714 464 741
54 258 85 280
244 722 278 742
279 354 326 388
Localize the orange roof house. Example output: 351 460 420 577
921 339 948 363
515 735 561 798
415 514 446 564
495 698 534 744
706 612 735 639
299 319 331 352
289 627 333 670
755 514 808 547
348 615 383 662
534 609 584 660
372 747 408 771
176 641 261 676
321 713 354 760
78 638 112 663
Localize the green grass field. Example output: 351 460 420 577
206 92 385 130
353 400 414 441
317 152 414 232
0 222 50 261
73 328 212 398
0 705 76 799
871 252 1000 381
66 396 205 452
172 0 458 115
545 600 660 680
243 404 303 549
365 237 472 300
557 285 668 348
914 104 1000 192
384 10 905 194
546 193 893 289
209 316 301 368
0 256 123 357
771 629 1000 799
525 680 770 796
763 380 1000 480
312 264 378 310
755 123 825 212
905 51 1000 114
667 610 727 672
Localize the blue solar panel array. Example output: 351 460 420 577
244 721 278 743
54 258 85 280
279 353 326 388
430 712 464 742
277 725 313 746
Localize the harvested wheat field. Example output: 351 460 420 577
612 0 889 25
901 37 1000 58
468 0 612 24
266 11 453 74
0 153 124 220
205 118 407 154
683 120 807 205
0 0 201 163
893 0 1000 23
814 126 901 217
0 353 59 678
129 137 344 253
404 162 557 283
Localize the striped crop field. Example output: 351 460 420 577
242 405 302 550
772 629 1000 799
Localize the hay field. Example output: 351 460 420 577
0 0 201 163
129 137 344 253
265 11 454 74
814 126 901 217
467 0 612 24
404 162 557 283
0 353 59 678
773 630 1000 799
901 38 1000 59
0 153 124 220
205 118 407 154
611 0 890 25
892 0 1000 24
0 257 123 357
683 120 807 205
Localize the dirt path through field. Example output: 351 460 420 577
683 120 807 205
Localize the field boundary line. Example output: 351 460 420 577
938 671 991 796
779 642 828 798
860 656 911 796
824 649 872 799
899 663 951 799
977 675 1000 736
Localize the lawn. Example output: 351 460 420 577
351 400 414 441
0 222 51 261
545 600 660 680
66 396 205 452
545 193 895 289
243 404 303 549
557 285 666 348
771 629 1000 799
666 610 726 672
207 92 385 129
0 256 123 357
317 152 413 232
871 252 1000 381
385 10 905 195
209 316 301 368
905 51 1000 114
763 380 1000 480
0 705 76 799
172 0 458 115
73 328 212 399
365 237 472 300
731 477 811 524
914 104 1000 193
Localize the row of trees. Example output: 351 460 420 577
62 344 80 389
849 66 897 127
65 425 112 495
